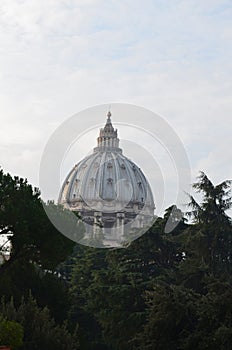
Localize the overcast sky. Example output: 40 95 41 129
0 0 231 214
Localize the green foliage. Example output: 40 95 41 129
0 168 76 273
133 283 199 350
185 172 232 277
67 216 186 350
133 277 232 350
134 172 232 349
0 295 79 350
1 169 232 349
0 168 81 320
0 315 23 349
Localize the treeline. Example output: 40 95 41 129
0 169 232 349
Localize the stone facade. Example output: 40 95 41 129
58 112 155 247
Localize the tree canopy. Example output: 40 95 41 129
0 169 232 349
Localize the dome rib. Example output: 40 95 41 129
58 111 155 246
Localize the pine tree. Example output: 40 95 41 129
186 171 232 276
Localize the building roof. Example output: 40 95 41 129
59 112 155 213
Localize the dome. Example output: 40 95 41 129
58 112 155 247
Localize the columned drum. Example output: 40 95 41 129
59 112 155 247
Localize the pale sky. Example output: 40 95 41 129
0 0 231 215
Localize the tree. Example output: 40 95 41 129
0 295 79 350
133 283 199 350
186 171 232 276
68 245 108 349
134 172 232 350
0 168 81 274
0 168 85 321
67 214 187 350
0 315 23 349
133 277 232 350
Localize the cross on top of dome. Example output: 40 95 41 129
103 111 114 133
107 110 111 120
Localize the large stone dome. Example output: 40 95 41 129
58 112 155 247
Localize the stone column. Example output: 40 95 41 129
93 211 103 238
116 212 125 239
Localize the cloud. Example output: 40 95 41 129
0 0 231 214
